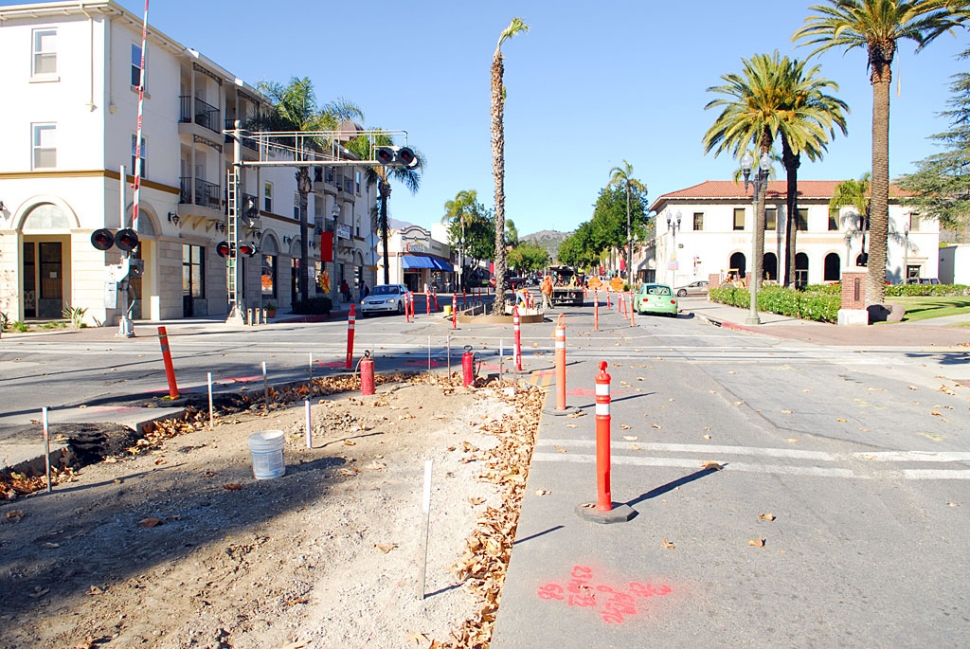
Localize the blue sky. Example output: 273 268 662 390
9 0 968 235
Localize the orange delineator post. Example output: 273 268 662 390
345 304 356 370
629 291 636 327
555 314 567 411
619 293 625 317
157 326 180 399
452 292 458 329
595 360 613 512
425 291 431 315
513 305 523 372
606 289 611 309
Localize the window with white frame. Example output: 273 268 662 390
131 134 147 179
765 207 777 231
32 123 56 169
131 44 146 89
356 171 362 195
32 28 57 76
263 181 273 213
294 192 300 219
733 208 745 231
909 215 921 232
692 212 704 231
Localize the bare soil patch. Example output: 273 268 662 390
0 376 542 648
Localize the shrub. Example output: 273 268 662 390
709 285 841 323
291 296 332 315
885 284 970 298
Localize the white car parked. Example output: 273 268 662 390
360 284 411 316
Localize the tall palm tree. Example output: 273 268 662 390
794 0 968 305
491 17 529 315
608 160 647 283
254 77 362 302
442 189 480 287
776 58 848 286
346 132 423 285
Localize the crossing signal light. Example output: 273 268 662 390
115 228 140 252
375 146 419 169
238 242 258 258
216 241 231 258
91 229 115 251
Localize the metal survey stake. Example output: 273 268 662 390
262 361 268 410
42 407 51 493
305 399 312 449
207 372 214 428
308 353 313 397
419 459 433 599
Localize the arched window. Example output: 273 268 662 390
795 253 810 288
729 252 746 278
824 253 841 282
763 253 778 282
22 203 70 230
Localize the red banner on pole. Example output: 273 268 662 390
320 231 334 263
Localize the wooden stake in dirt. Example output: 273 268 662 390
447 334 452 385
207 372 214 429
42 406 51 493
262 361 268 411
304 399 312 449
419 459 433 599
428 335 432 372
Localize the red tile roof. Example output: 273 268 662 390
652 180 911 209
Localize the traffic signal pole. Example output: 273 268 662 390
226 122 246 325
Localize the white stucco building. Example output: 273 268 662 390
650 180 937 288
0 0 376 325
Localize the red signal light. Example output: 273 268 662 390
90 229 115 251
115 228 140 252
238 242 258 258
216 241 230 258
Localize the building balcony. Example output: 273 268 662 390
178 95 222 135
313 166 338 194
179 176 222 211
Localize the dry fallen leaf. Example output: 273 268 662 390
908 385 918 391
702 434 712 440
407 632 431 646
749 536 766 547
579 502 595 509
138 517 162 528
567 411 586 418
786 438 799 443
375 543 397 554
535 489 550 496
948 502 962 507
622 436 639 441
781 409 794 415
630 444 643 451
364 461 387 471
701 462 724 471
554 445 567 453
836 418 847 423
223 483 243 491
758 513 776 522
620 424 631 430
85 585 103 596
663 538 676 550
566 423 578 428
468 496 485 505
5 510 25 522
337 467 360 477
343 440 356 446
801 388 811 393
651 424 662 430
733 401 744 407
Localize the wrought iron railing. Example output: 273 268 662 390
178 95 221 134
179 176 221 209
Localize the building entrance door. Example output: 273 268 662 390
37 242 63 319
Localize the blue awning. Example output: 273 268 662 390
431 258 453 271
401 255 436 269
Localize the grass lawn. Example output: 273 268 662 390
885 296 970 323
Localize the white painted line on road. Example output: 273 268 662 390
538 439 834 461
901 469 970 480
853 451 970 463
532 452 860 478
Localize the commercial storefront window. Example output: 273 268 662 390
183 244 204 298
261 254 277 298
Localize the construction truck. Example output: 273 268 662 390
547 265 584 306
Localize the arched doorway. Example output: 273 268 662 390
729 252 746 280
824 253 841 282
763 253 778 283
21 202 74 319
795 252 809 288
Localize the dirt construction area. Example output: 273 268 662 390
0 375 544 648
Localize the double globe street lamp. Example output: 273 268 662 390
740 151 771 326
666 210 682 288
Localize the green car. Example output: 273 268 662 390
634 283 679 317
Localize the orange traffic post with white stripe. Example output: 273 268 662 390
345 304 356 370
555 314 567 410
575 359 635 524
594 290 600 331
452 292 458 329
157 326 180 399
629 291 636 327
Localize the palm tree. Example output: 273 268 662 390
830 174 872 266
491 17 529 315
346 132 423 285
608 160 647 283
776 58 848 287
794 0 968 304
253 77 362 302
442 189 480 288
705 52 848 289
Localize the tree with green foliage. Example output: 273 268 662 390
897 48 970 231
830 174 872 266
346 132 423 285
608 161 648 280
794 0 969 304
556 222 600 270
508 241 549 272
491 17 529 314
251 78 362 302
705 51 847 291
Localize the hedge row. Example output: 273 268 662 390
885 284 970 297
708 285 842 323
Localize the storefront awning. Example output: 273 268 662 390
402 255 453 271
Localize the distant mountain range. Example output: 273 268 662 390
521 229 571 263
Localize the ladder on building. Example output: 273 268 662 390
226 168 238 310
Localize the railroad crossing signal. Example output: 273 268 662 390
375 146 418 168
91 228 140 252
216 241 258 258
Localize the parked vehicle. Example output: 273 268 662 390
360 283 411 316
905 277 940 285
633 283 678 317
546 265 584 306
674 280 709 297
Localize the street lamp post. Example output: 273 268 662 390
666 210 682 288
741 152 771 326
330 203 340 303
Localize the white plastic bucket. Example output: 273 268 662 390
248 430 285 480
